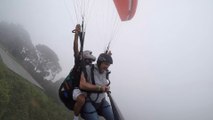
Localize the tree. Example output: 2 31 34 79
35 44 62 80
0 22 62 81
0 22 37 62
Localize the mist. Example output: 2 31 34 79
1 0 213 120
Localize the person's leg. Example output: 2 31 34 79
101 99 114 120
81 101 99 120
73 89 85 120
74 94 85 115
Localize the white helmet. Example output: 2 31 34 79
83 50 96 61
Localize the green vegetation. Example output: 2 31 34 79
0 59 73 120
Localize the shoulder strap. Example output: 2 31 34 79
90 64 95 85
88 64 100 102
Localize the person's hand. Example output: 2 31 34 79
75 24 81 33
72 24 81 34
101 85 110 92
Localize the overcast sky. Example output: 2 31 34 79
1 0 213 120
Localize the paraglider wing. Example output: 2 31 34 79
113 0 138 21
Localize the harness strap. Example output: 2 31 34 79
91 64 95 84
88 64 100 103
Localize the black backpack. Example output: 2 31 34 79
58 71 76 110
58 63 97 111
58 62 88 110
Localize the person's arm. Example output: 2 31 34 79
79 72 109 92
73 24 81 58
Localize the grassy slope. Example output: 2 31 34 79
0 57 73 120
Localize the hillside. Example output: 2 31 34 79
0 46 42 89
0 57 73 120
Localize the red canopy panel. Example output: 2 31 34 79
113 0 138 21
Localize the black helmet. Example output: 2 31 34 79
97 53 113 64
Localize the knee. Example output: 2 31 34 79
77 95 85 105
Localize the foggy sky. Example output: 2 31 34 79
1 0 213 120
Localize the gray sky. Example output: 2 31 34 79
1 0 213 120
